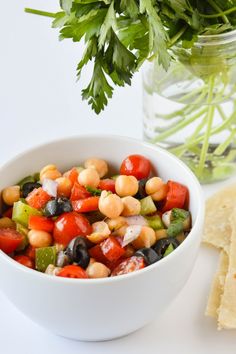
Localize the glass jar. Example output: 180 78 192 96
143 30 236 183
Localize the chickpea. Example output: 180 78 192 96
151 184 168 202
0 217 15 229
28 230 52 248
56 177 72 198
115 175 138 197
87 262 111 279
106 216 127 231
78 168 100 188
145 177 164 195
84 158 108 178
87 221 111 243
132 226 156 249
121 196 141 216
155 229 168 241
99 191 123 219
2 186 20 206
112 225 127 237
40 164 62 182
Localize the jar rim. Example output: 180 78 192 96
196 28 236 46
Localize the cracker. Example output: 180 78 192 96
205 250 229 318
202 183 236 253
218 211 236 329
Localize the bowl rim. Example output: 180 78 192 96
0 134 204 284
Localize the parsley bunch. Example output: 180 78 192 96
25 0 236 114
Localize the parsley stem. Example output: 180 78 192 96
206 0 229 24
24 8 56 18
168 25 188 48
199 6 236 19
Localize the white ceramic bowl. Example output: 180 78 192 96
0 135 204 341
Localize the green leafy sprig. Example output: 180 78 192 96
25 0 236 114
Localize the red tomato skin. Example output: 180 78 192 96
111 256 146 276
72 197 99 213
24 245 36 260
0 229 24 254
3 208 13 218
57 265 88 279
14 255 34 269
26 187 51 209
67 168 79 184
28 215 54 232
70 182 91 201
100 236 125 263
53 212 92 246
120 155 151 180
161 180 188 212
89 244 107 264
98 179 116 193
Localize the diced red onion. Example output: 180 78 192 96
42 178 58 198
125 215 147 226
122 225 142 247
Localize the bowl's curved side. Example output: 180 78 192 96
0 135 204 340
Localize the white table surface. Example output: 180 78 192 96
1 2 236 353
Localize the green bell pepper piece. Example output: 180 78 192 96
140 196 157 215
145 215 164 230
12 201 42 227
35 246 57 272
167 221 183 237
16 223 29 251
164 244 174 257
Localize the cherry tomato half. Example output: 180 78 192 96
0 228 24 254
161 180 188 212
53 212 92 246
14 255 34 269
111 256 146 276
57 265 88 279
120 155 151 180
70 182 91 201
98 179 116 193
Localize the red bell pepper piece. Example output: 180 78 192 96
26 187 51 209
28 215 54 232
72 196 99 213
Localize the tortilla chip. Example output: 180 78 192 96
218 211 236 329
205 250 229 318
202 184 236 254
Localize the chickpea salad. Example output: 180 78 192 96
0 155 191 278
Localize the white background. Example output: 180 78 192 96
1 1 236 353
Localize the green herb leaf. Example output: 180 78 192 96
82 56 113 114
25 0 236 113
86 186 102 195
60 0 73 15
